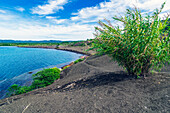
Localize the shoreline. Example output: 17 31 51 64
0 47 170 112
0 46 88 99
1 54 169 112
0 61 82 99
16 45 91 73
17 45 92 56
17 45 90 70
56 48 91 56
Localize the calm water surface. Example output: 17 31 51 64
0 46 82 99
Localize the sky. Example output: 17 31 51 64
0 0 169 41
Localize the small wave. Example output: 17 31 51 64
0 79 7 84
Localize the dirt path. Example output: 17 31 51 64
0 55 169 113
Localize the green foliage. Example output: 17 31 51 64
0 43 12 46
162 18 170 32
92 2 170 77
0 39 93 47
59 40 92 47
74 58 85 64
7 84 32 96
62 65 70 70
16 86 32 94
0 43 60 46
7 84 21 96
7 67 60 96
31 67 60 89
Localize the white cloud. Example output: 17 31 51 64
0 17 94 41
0 14 16 21
32 0 68 15
53 19 67 24
0 9 93 41
0 10 6 13
71 0 170 24
46 16 57 19
46 16 68 24
0 0 169 41
71 1 125 22
15 7 25 12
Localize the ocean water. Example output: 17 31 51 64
0 46 83 99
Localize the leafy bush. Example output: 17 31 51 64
31 67 60 89
7 67 60 96
16 86 32 94
92 2 170 77
7 84 21 96
74 58 85 64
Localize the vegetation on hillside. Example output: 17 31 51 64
0 40 63 46
74 58 85 64
7 67 60 96
0 40 93 47
0 42 59 46
58 39 93 47
92 2 170 77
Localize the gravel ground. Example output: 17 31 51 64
0 54 169 113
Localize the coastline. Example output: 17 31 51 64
17 45 91 68
56 48 91 56
0 46 170 112
0 54 169 112
17 45 90 71
0 46 88 99
17 46 92 55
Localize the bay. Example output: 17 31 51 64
0 46 83 99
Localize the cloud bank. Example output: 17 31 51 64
0 0 169 41
32 0 69 15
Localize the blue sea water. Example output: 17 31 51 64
0 46 83 99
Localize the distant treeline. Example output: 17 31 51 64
0 40 62 43
0 42 60 46
0 40 61 46
0 40 91 47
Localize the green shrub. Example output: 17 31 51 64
92 2 170 77
31 67 60 89
74 58 85 64
16 86 32 94
7 67 60 96
7 84 21 96
7 84 32 96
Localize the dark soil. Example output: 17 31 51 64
0 55 169 113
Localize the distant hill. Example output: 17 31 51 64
0 40 63 43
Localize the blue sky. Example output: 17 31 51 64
0 0 169 41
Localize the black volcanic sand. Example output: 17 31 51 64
0 55 170 113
